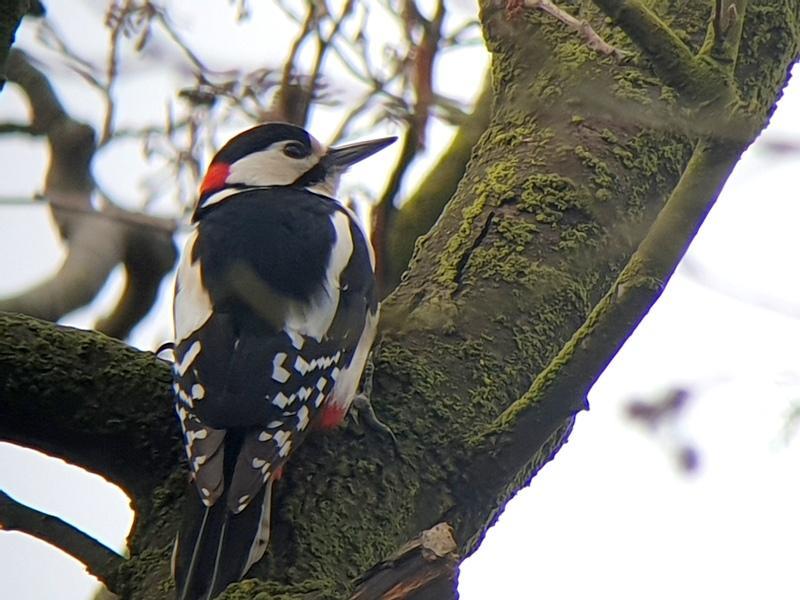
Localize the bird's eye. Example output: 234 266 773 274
283 142 309 159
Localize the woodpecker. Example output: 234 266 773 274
170 122 395 600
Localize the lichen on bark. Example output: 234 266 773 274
1 1 799 599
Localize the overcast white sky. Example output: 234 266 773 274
1 2 799 599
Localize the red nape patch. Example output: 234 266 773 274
273 466 285 481
200 162 230 196
317 403 348 431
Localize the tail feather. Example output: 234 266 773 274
173 481 274 600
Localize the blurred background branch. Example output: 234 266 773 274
0 49 176 340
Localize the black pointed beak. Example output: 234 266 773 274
324 136 397 170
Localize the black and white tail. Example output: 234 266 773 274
172 480 273 600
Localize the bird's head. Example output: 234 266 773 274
194 122 395 219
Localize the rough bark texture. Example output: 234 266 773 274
383 82 493 293
0 1 798 599
350 523 459 600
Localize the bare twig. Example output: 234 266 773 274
0 122 39 135
98 1 126 145
275 4 317 124
371 0 447 290
0 489 125 590
522 0 627 59
152 9 208 73
301 0 356 125
37 21 107 92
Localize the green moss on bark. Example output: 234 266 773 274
4 2 798 599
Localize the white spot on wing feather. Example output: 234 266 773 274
296 405 310 430
272 352 291 383
272 392 290 409
285 329 304 349
278 440 292 457
294 355 309 374
274 430 290 448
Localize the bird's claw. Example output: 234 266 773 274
348 349 400 454
351 392 399 451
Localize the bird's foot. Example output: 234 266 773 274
350 392 399 451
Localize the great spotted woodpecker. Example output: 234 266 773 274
170 122 395 600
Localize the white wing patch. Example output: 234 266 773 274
329 307 379 412
282 209 353 342
174 229 213 343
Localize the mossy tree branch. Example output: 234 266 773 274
702 0 748 65
463 138 744 504
591 0 730 101
0 312 177 511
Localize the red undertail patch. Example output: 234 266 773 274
200 162 230 196
317 403 348 430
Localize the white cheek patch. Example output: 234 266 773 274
226 143 318 187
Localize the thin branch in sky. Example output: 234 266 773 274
0 489 125 591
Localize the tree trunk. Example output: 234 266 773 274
0 1 798 599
